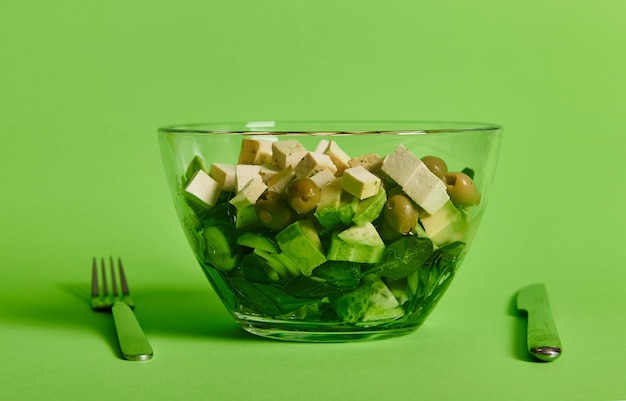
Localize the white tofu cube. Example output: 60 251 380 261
323 140 351 175
272 140 308 169
341 166 382 200
314 139 330 154
294 152 338 179
229 176 267 209
349 153 383 172
309 168 336 188
380 145 424 186
238 138 274 165
402 163 450 214
184 170 221 208
209 163 236 191
235 165 262 192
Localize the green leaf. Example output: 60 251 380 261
312 260 361 292
228 278 318 317
283 275 343 298
406 241 466 315
461 167 475 180
377 236 434 280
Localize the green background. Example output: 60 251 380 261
1 0 625 400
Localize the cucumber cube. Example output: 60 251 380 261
328 223 386 264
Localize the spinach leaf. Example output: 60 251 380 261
283 275 343 298
376 236 434 280
406 241 466 316
311 260 361 292
228 278 318 317
461 167 475 180
235 253 282 284
200 265 236 311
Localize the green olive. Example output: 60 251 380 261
445 172 480 207
383 194 419 234
421 156 448 179
285 178 321 214
255 191 297 231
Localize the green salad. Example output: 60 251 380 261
178 137 480 329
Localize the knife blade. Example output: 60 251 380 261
516 283 562 361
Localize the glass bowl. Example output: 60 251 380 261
158 121 502 342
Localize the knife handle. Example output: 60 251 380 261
112 302 154 361
527 306 562 361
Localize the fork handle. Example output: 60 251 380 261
112 302 153 361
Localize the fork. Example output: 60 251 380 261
91 257 153 361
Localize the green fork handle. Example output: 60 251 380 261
112 302 153 361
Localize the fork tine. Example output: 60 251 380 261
118 258 130 297
91 257 99 298
110 256 118 298
101 257 108 297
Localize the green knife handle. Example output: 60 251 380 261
112 302 154 361
527 306 562 361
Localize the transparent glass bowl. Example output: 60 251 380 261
158 121 502 342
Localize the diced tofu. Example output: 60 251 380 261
314 139 330 154
380 145 449 214
229 176 267 209
402 163 449 215
235 165 262 192
238 138 274 165
259 164 280 183
349 153 383 172
380 145 423 186
272 140 308 169
309 168 336 188
323 141 351 175
184 170 221 208
267 166 295 193
209 163 236 191
294 152 338 179
341 166 382 200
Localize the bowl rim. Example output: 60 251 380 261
158 120 502 135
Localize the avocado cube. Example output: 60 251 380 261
314 179 358 229
275 220 326 275
419 200 465 245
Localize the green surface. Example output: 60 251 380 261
1 0 625 400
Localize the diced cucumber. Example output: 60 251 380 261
330 285 372 323
236 232 279 253
203 226 237 272
361 280 405 321
327 223 386 264
352 187 387 226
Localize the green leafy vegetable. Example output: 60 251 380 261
283 275 343 298
234 253 281 283
461 167 475 180
375 236 434 280
228 278 318 317
311 260 361 291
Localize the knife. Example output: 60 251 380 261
516 283 562 361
